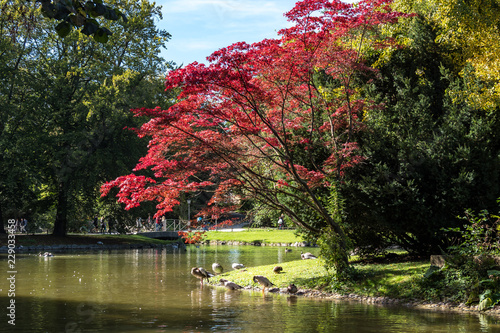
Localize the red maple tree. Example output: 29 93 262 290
101 0 406 270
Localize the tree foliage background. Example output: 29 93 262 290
0 0 174 235
340 0 500 256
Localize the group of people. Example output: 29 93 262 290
10 218 28 233
135 214 166 232
92 215 112 234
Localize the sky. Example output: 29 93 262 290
155 0 297 66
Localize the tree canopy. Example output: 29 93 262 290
37 0 126 42
102 0 407 271
393 0 500 109
0 0 172 235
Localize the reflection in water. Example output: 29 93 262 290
1 246 500 332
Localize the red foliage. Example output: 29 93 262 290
178 230 206 244
209 219 235 230
101 0 407 222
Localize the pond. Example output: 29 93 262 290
1 246 500 332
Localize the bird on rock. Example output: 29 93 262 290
220 278 244 290
253 275 275 293
232 263 245 270
273 266 283 274
287 283 298 294
300 251 318 260
212 262 223 274
191 267 214 286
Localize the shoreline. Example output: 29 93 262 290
0 235 312 253
211 282 500 317
206 240 313 247
0 242 181 253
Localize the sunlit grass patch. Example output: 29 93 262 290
204 229 303 244
210 254 431 301
210 258 329 289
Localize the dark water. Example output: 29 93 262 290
1 246 500 332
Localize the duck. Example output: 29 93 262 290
232 263 245 270
220 278 243 290
253 275 275 293
212 262 223 274
39 252 54 257
287 283 298 294
190 267 214 286
285 248 292 253
273 266 283 274
300 251 317 260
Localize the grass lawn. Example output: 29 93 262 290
210 258 330 289
349 260 430 298
209 256 430 301
207 247 430 298
204 228 303 244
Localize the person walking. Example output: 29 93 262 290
100 217 106 234
20 218 28 233
93 215 98 233
136 217 142 232
155 215 160 231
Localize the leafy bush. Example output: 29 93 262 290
444 206 500 257
422 201 500 308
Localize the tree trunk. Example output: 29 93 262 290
52 182 68 236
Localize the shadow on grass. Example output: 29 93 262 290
349 264 428 298
291 276 333 290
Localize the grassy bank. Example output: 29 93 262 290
204 229 303 244
209 255 430 302
203 230 494 310
202 229 480 307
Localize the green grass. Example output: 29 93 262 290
209 258 329 289
203 229 432 300
210 256 431 301
349 261 430 298
204 229 303 244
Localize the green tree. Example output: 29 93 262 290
36 0 127 42
393 0 500 111
0 0 173 235
342 14 500 255
0 0 41 233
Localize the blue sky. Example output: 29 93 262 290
156 0 297 66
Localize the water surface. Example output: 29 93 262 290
1 246 500 332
